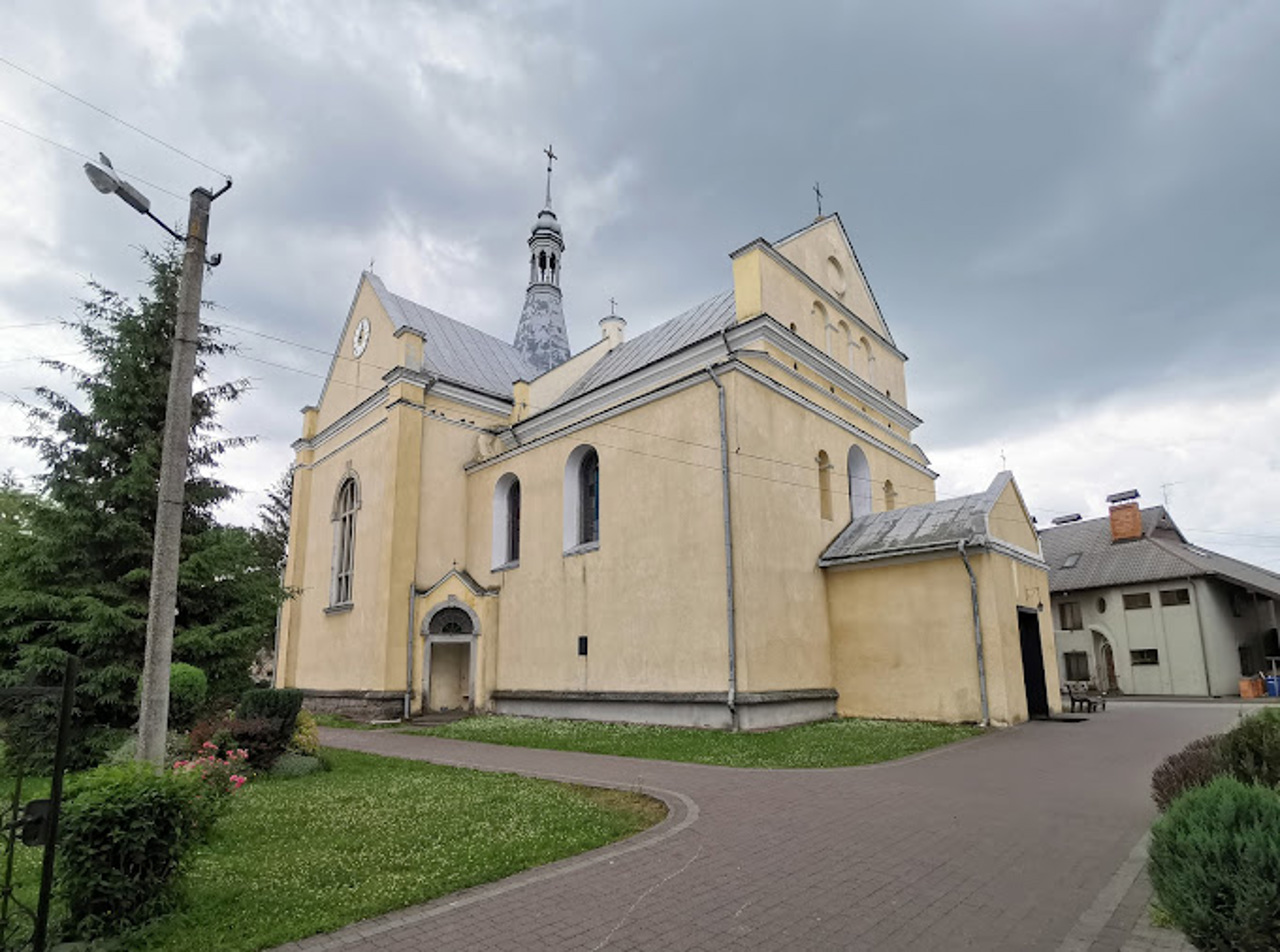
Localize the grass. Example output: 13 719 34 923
406 715 982 768
4 749 663 951
310 712 402 730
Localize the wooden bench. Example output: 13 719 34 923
1063 681 1106 713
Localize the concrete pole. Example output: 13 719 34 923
136 187 212 764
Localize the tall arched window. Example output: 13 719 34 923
847 446 872 518
860 336 876 387
837 320 853 369
331 475 360 605
883 479 897 511
491 473 521 569
817 450 833 521
564 445 600 551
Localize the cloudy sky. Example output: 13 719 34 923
2 1 1279 567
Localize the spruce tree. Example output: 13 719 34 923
0 246 279 759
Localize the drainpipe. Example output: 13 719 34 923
404 584 418 720
706 365 738 729
1188 577 1213 696
958 540 990 727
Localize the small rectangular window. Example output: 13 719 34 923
1057 601 1083 631
1063 651 1090 681
1131 648 1159 665
1159 588 1190 607
577 635 588 657
1123 592 1152 610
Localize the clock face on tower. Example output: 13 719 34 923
352 318 371 358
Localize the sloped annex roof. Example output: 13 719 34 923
553 290 738 406
366 273 538 398
819 471 1034 567
1039 506 1280 601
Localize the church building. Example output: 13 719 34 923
276 165 1061 728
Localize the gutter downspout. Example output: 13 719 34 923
958 540 990 727
706 364 738 729
1188 576 1213 696
404 584 418 721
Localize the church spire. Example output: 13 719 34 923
514 144 571 374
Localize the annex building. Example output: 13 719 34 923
276 173 1061 728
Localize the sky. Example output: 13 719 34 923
2 0 1279 567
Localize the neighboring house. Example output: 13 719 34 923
1041 504 1280 696
275 173 1060 728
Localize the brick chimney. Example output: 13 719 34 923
1109 502 1143 543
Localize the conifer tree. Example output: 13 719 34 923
0 246 281 756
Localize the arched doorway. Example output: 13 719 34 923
1093 630 1117 692
423 601 477 712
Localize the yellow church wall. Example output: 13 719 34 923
726 373 932 693
520 336 613 418
466 380 731 696
283 418 396 691
987 481 1042 555
827 550 1059 725
774 218 890 340
315 278 408 434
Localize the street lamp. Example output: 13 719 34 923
83 153 231 764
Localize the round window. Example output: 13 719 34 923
1096 597 1107 614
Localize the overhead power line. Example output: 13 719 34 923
0 115 186 201
0 54 229 179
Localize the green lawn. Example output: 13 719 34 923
407 715 982 768
4 749 663 951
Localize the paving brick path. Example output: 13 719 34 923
276 702 1248 951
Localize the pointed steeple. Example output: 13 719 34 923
513 145 571 375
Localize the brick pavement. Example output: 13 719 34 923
272 702 1248 951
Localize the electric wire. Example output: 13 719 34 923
0 55 229 180
0 115 187 201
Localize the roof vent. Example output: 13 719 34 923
1052 514 1083 525
1106 489 1140 504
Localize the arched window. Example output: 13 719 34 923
847 446 872 518
883 479 897 511
564 445 600 551
814 301 831 355
491 473 521 569
838 320 853 369
817 450 833 521
428 605 474 635
331 475 360 605
860 336 876 387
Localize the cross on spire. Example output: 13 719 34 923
544 143 558 208
813 181 823 218
609 296 617 316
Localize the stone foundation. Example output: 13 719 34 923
302 689 403 722
490 688 837 730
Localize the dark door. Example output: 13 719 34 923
1018 609 1050 718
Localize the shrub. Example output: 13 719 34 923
167 663 209 730
237 687 304 736
1149 776 1280 951
269 751 325 779
1220 708 1280 790
58 763 213 939
189 714 289 771
107 730 189 766
1152 734 1224 812
289 709 321 756
172 743 249 822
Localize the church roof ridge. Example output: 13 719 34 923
365 272 538 399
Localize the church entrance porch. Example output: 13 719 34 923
427 642 471 712
422 602 478 713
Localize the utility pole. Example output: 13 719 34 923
83 153 230 764
135 187 212 764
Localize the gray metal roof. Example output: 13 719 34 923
819 472 1017 566
367 273 537 398
552 290 738 406
1039 507 1280 600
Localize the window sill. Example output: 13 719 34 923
563 541 600 558
492 560 520 573
324 603 354 615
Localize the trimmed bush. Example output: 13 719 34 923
168 663 209 730
58 763 215 939
290 709 321 756
237 687 304 736
1220 708 1280 790
269 752 325 778
1152 734 1224 812
1149 776 1280 951
190 714 289 771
